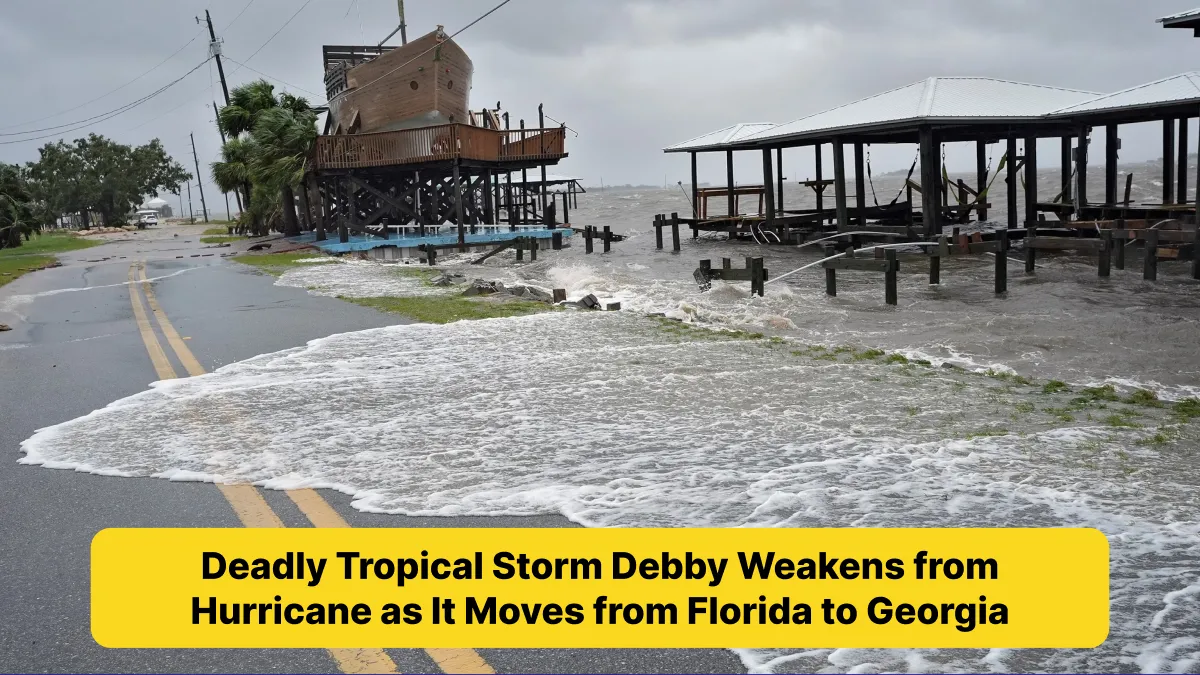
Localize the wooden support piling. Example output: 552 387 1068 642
776 147 784 216
690 152 699 220
1124 173 1133 206
918 127 940 235
1099 229 1112 277
671 212 681 252
884 249 898 306
1114 219 1126 270
552 231 562 250
1193 229 1200 280
1024 135 1038 227
1105 125 1119 206
995 229 1009 294
726 150 736 218
814 144 825 217
976 140 988 221
1076 125 1089 211
1061 136 1073 210
1025 224 1037 274
529 240 537 262
1163 118 1176 205
1178 117 1190 206
1006 135 1018 230
654 215 663 250
854 142 866 226
929 236 941 285
824 244 836 296
1144 228 1158 280
584 226 593 254
516 244 524 261
426 246 437 266
603 226 612 253
833 139 849 230
552 289 567 303
762 149 776 223
749 257 765 297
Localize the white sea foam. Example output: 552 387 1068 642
19 311 1200 673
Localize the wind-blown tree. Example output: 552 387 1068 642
0 163 37 249
212 80 316 236
25 135 189 228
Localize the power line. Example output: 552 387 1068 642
349 0 516 100
0 29 205 133
221 56 324 100
0 58 213 145
233 0 314 69
222 0 257 31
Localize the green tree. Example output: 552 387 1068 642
25 135 189 228
212 80 316 237
0 163 37 249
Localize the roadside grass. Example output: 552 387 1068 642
202 226 234 236
0 233 102 287
341 295 556 323
200 235 247 244
232 252 332 276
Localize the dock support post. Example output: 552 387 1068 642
1144 229 1158 281
453 163 466 251
854 142 866 226
690 152 699 220
833 139 849 230
482 169 495 225
918 126 940 236
529 239 537 262
1024 136 1038 227
884 249 898 306
762 148 776 224
726 150 735 218
995 228 1009 294
748 257 764 297
516 242 524 261
823 245 837 296
654 215 663 250
603 226 611 253
1164 118 1176 205
1179 116 1190 206
776 147 784 216
552 231 562 250
1025 224 1037 274
339 180 350 244
1115 219 1126 270
584 226 593 254
814 143 825 218
671 212 681 252
1105 125 1119 206
1076 125 1089 213
561 191 569 228
1061 136 1073 213
427 246 437 266
1099 229 1112 277
553 289 567 303
976 140 988 221
1006 135 1018 230
1193 229 1200 279
929 239 941 285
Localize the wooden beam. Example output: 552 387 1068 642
833 139 849 229
1061 136 1073 208
1024 135 1038 227
1105 124 1119 206
762 148 776 222
814 144 824 216
1163 118 1175 205
1178 116 1190 205
918 126 940 235
690 152 699 220
1076 125 1089 212
726 150 735 218
854 142 866 226
1006 135 1018 230
776 147 784 215
976 140 988 221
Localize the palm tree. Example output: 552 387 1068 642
0 163 37 249
211 80 317 237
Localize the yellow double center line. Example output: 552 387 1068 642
127 261 494 675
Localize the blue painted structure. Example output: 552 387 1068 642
290 228 574 254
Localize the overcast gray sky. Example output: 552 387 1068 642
1 0 1198 213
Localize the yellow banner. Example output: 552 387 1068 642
91 527 1108 648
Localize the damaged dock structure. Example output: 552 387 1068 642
299 27 573 261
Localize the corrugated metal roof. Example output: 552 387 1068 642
1049 72 1200 115
741 77 1098 144
1158 8 1200 23
663 122 776 152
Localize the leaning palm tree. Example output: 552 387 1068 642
211 137 259 235
0 163 37 249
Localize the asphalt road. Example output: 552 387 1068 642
0 224 745 674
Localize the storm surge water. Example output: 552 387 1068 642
20 186 1200 673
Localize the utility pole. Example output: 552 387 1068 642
186 182 195 224
398 0 407 44
213 100 241 217
190 133 209 223
200 10 231 106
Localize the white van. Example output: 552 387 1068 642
135 210 159 229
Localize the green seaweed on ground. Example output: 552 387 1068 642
1173 398 1200 421
1076 384 1120 403
1124 389 1163 408
1042 406 1075 422
1103 413 1143 429
853 349 886 361
1042 380 1070 394
1136 427 1180 447
885 354 909 365
1014 402 1036 414
965 427 1009 440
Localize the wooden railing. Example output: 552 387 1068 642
312 124 567 170
500 127 566 161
